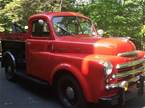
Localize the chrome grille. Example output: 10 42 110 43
115 59 145 80
117 63 142 73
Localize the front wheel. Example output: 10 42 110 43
56 74 88 108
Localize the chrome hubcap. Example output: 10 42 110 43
66 86 75 100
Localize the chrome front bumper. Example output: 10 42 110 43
103 73 145 106
101 57 145 105
106 73 145 90
106 59 145 91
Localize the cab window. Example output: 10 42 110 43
32 19 49 37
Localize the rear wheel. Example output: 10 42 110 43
5 58 16 81
55 74 87 108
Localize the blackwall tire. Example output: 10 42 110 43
5 61 16 81
56 74 88 108
117 89 126 107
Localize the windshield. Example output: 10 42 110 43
53 16 96 36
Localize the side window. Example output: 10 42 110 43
32 19 49 37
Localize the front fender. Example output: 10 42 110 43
49 63 94 102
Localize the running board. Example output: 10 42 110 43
14 71 49 86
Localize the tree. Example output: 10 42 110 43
0 0 13 9
0 0 78 32
0 0 144 49
78 0 145 49
0 0 21 32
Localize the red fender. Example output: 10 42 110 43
49 63 94 102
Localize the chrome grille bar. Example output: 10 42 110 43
116 59 145 69
114 66 145 79
117 51 138 57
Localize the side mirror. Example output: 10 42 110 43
24 26 28 30
97 29 104 37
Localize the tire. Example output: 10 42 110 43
117 89 126 107
56 74 88 108
5 58 16 81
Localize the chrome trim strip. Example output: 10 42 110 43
114 66 145 79
117 51 138 57
116 59 145 69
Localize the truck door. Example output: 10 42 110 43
26 19 53 81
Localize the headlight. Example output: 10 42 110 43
99 61 113 76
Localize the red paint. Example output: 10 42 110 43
1 12 145 103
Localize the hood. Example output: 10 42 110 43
54 36 136 55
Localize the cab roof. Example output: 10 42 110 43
29 12 89 20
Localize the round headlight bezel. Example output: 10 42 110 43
99 61 113 76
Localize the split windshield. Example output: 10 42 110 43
53 16 95 36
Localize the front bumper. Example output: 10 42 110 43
100 84 140 105
99 75 145 105
105 58 145 91
100 57 145 105
105 73 145 91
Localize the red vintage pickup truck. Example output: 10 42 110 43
1 12 145 108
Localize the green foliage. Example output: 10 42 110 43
0 0 144 49
79 0 144 38
0 0 77 32
61 0 76 11
0 0 13 9
141 25 145 34
0 0 21 32
0 0 54 31
16 0 53 26
75 0 144 49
